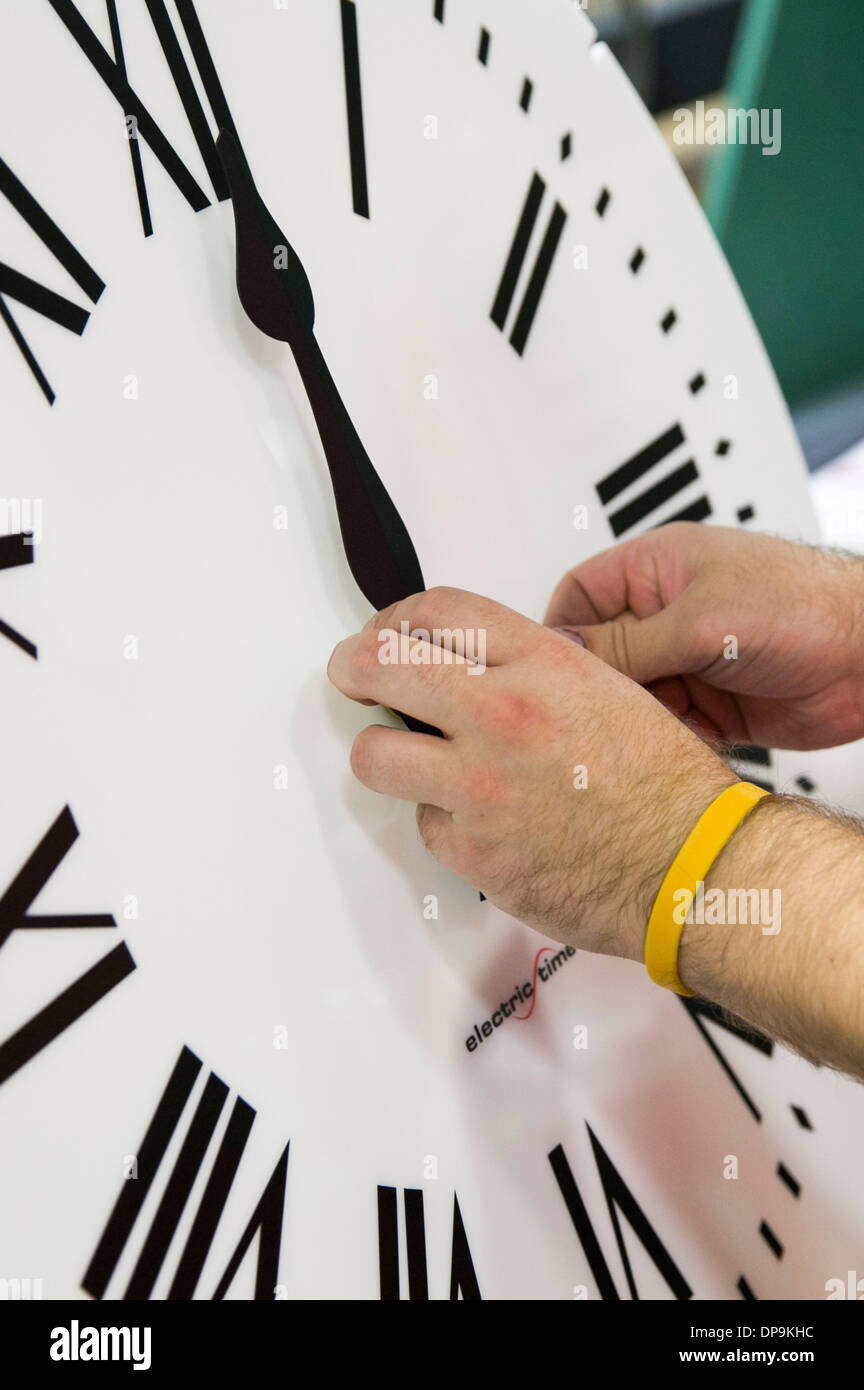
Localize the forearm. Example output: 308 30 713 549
677 794 864 1079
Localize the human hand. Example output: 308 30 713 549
327 587 734 959
545 523 864 751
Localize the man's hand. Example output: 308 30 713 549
327 586 734 958
545 523 864 750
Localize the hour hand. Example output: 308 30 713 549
216 127 426 615
217 128 439 740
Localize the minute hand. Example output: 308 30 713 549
216 128 425 613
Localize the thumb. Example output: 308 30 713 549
558 604 701 684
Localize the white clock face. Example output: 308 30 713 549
1 0 862 1302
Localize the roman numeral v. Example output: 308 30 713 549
84 1045 290 1300
550 1126 692 1300
0 806 134 1086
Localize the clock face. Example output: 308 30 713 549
2 0 863 1302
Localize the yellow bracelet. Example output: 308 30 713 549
644 781 770 997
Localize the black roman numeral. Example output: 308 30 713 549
0 805 116 951
0 154 104 403
340 0 370 219
596 423 712 536
491 172 566 356
377 1186 481 1299
679 996 772 1122
732 745 816 799
549 1128 692 1300
0 806 133 1085
84 1045 290 1300
0 530 37 657
681 996 810 1298
731 744 774 793
48 0 243 236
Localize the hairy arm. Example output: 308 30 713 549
678 794 864 1079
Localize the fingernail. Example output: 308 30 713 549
557 626 586 648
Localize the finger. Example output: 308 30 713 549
646 675 691 718
678 675 751 746
328 627 485 731
366 586 541 666
544 535 661 628
350 725 459 807
544 523 706 629
645 675 747 745
574 600 706 684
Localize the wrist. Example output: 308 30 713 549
623 762 738 964
676 793 788 1000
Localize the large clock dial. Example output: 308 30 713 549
2 0 863 1302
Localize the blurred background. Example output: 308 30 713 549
592 0 864 544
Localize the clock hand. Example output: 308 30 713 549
216 127 439 741
216 127 423 612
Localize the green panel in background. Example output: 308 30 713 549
704 0 864 412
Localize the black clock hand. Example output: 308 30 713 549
216 128 423 609
216 127 439 740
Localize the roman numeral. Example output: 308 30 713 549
682 997 810 1297
0 154 104 403
0 805 116 951
377 1187 481 1299
595 423 712 536
340 1 370 218
732 745 816 799
0 531 37 657
0 806 133 1085
679 996 772 1122
84 1045 290 1300
48 0 243 235
491 172 566 356
549 1128 692 1300
731 744 774 793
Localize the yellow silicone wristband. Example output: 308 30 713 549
644 781 770 997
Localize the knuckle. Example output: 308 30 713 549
351 634 384 682
407 586 458 633
476 686 547 741
370 601 402 632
